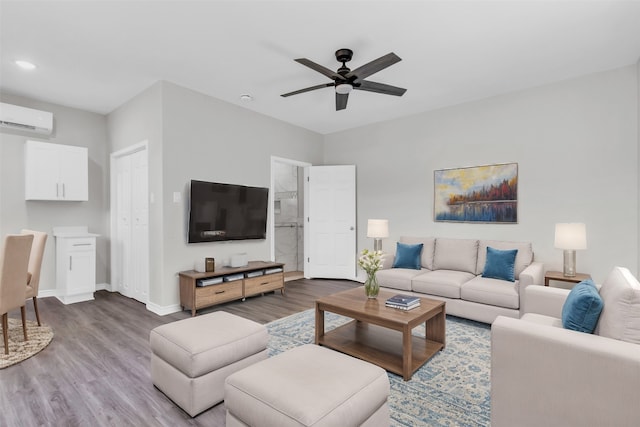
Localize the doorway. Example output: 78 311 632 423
110 141 149 304
271 157 310 281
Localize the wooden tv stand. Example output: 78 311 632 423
178 261 285 316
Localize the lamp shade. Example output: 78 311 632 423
367 219 389 238
554 223 587 250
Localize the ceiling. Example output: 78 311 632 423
1 1 640 135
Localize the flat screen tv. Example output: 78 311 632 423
188 180 269 243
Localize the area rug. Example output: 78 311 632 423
266 309 491 427
0 318 53 369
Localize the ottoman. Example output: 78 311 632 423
150 311 268 417
224 344 390 427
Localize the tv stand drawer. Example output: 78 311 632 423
244 272 284 297
196 281 243 306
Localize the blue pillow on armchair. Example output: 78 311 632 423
562 279 603 333
482 247 518 282
392 242 423 270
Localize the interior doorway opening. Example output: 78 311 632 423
270 157 310 280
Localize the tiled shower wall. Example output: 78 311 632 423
273 162 304 272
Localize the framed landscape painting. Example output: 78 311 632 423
434 163 518 223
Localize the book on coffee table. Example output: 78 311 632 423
385 301 420 310
386 294 420 306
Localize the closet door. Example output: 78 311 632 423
115 155 133 297
130 150 149 303
111 144 149 304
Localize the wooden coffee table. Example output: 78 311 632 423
315 287 446 381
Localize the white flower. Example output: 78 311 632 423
358 249 383 275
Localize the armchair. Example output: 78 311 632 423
491 267 640 426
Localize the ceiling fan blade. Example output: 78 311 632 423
355 80 407 96
346 53 401 82
281 82 334 97
295 58 346 81
336 92 349 111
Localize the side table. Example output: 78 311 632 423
544 271 591 287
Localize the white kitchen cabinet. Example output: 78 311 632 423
54 227 99 304
25 140 88 201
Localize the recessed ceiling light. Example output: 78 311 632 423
15 60 36 70
239 94 253 102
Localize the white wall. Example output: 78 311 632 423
324 65 639 283
108 81 323 308
107 82 164 304
0 93 110 291
4 64 637 308
159 82 323 307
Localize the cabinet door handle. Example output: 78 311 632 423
69 256 72 270
215 290 225 295
56 183 60 198
62 183 65 198
73 243 92 246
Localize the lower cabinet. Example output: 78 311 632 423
54 227 98 304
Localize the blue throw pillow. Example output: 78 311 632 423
562 279 603 333
392 242 423 270
482 247 518 282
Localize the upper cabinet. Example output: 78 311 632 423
25 140 88 201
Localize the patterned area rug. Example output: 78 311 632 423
266 309 491 426
0 318 53 369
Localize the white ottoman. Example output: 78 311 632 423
150 311 268 417
225 344 390 427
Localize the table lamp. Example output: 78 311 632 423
554 223 587 277
367 219 389 251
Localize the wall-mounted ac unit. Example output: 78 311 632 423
0 102 53 135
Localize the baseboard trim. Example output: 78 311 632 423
96 282 111 291
146 301 182 316
37 289 57 298
39 287 181 316
38 284 112 298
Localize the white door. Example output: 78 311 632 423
111 142 149 304
24 142 59 199
115 155 132 297
130 150 149 303
58 145 88 201
305 165 356 279
68 251 95 295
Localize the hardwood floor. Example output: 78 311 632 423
0 279 359 427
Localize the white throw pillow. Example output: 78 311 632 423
433 238 478 274
595 266 640 344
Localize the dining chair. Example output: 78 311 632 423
21 229 48 326
0 234 33 355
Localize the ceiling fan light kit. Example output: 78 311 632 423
282 48 406 111
335 84 352 95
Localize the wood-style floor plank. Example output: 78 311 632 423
0 279 358 427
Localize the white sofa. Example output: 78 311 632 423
376 236 544 324
491 266 640 426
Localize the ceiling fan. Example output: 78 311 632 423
281 48 407 111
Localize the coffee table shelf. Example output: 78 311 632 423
315 288 446 381
317 320 443 378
